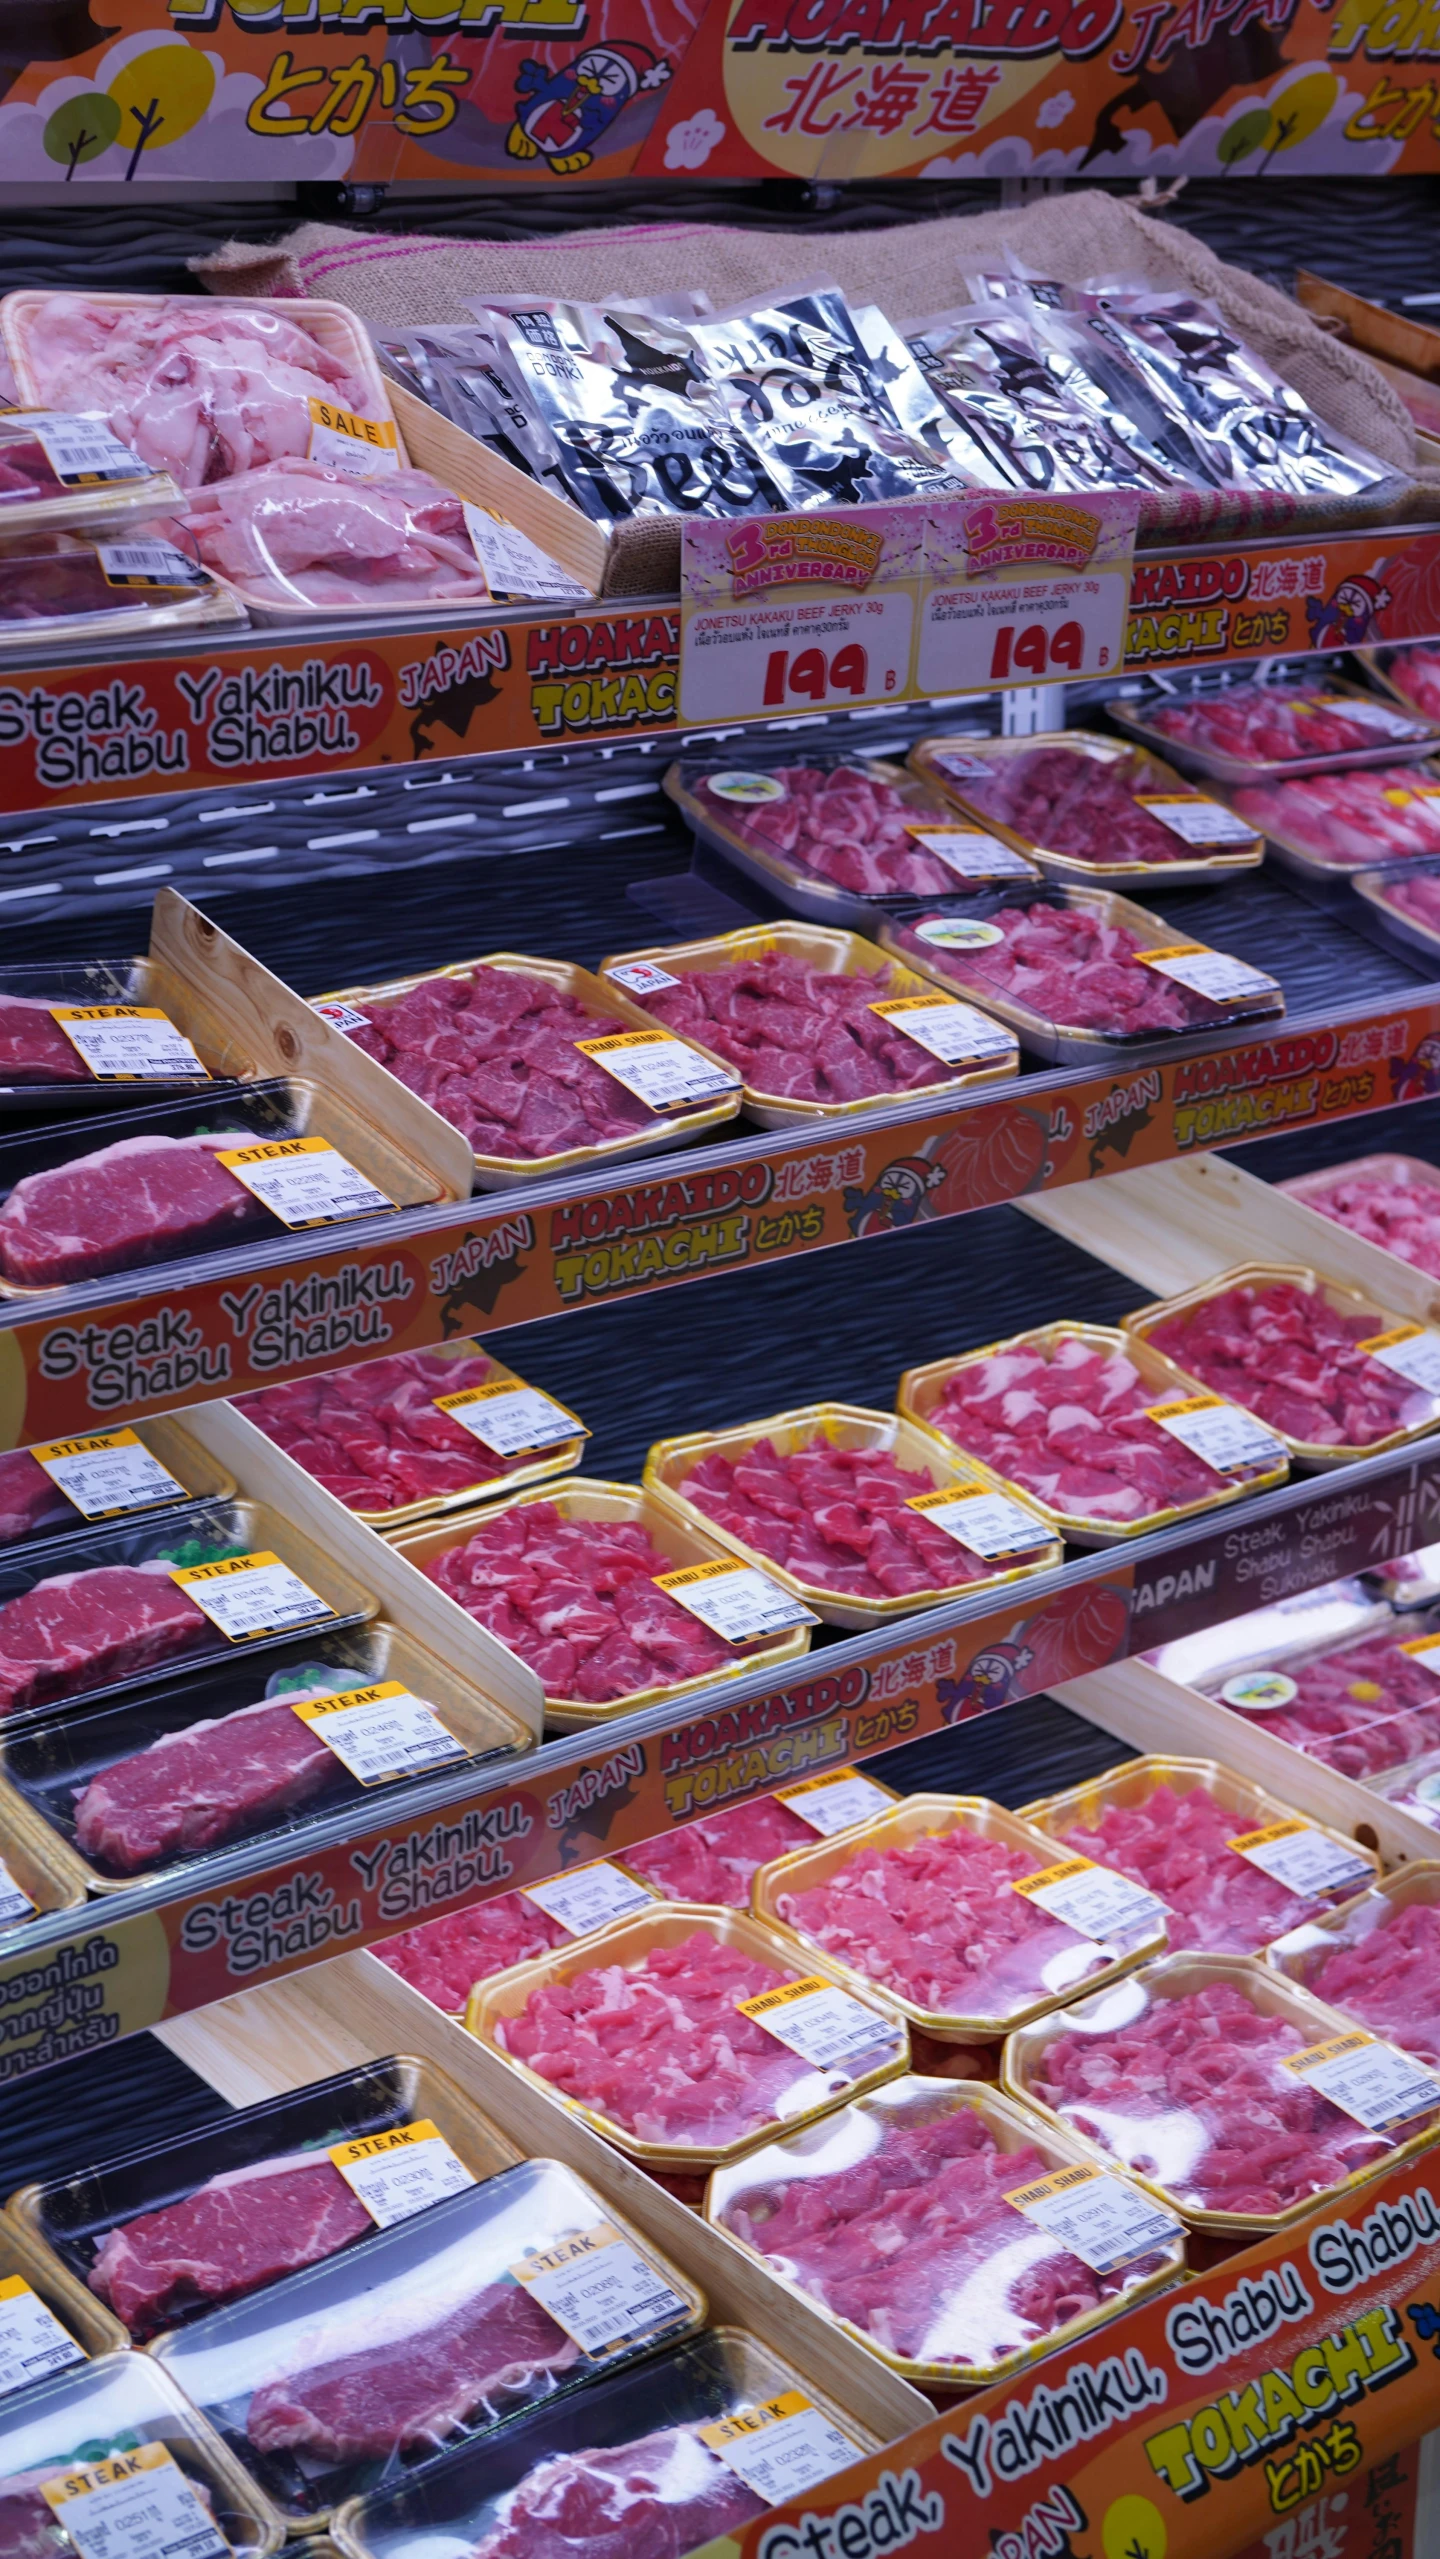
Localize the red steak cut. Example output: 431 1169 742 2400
373 1892 566 2011
240 1347 520 1515
0 1561 210 1716
1202 1626 1440 1779
0 2477 73 2559
0 998 90 1084
90 2151 374 2335
0 1449 73 1548
0 1131 258 1288
73 1691 343 1874
246 2277 578 2457
471 2426 765 2559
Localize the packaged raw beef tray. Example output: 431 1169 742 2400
1265 1865 1440 2072
1279 1155 1440 1286
753 1796 1166 2039
371 1892 571 2016
1365 1748 1440 1834
0 1798 84 1937
238 1344 586 1526
1127 1265 1440 1463
599 921 1018 1125
0 1499 373 1730
1361 641 1440 727
13 2055 518 2343
621 1772 899 1910
0 2207 126 2365
1232 761 1440 877
0 531 241 649
0 1081 447 1295
1021 1756 1378 1957
2 1619 527 1891
908 731 1263 887
707 2074 1184 2387
0 1417 232 1563
901 1321 1289 1544
0 2344 280 2559
0 963 218 1109
467 1908 908 2168
1354 862 1440 961
0 409 184 539
150 2159 704 2528
314 955 739 1189
1110 674 1438 783
662 754 1039 928
879 887 1282 1066
393 1479 814 1731
180 464 495 622
1003 1952 1440 2230
330 2329 874 2559
1188 1616 1440 1781
644 1403 1060 1630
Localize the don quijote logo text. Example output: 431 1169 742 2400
551 1160 772 1301
727 0 1123 58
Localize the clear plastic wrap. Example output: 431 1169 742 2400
902 1320 1288 1544
1113 675 1436 783
372 1895 568 2016
151 2163 704 2528
708 2076 1183 2385
1006 1955 1439 2228
756 1796 1164 2038
621 1782 896 1910
1355 862 1440 959
181 463 491 618
1193 1616 1440 1782
468 1908 907 2166
909 732 1265 885
13 2058 518 2343
1266 1866 1440 2071
1234 762 1440 876
0 528 235 644
0 1418 231 1561
0 2349 280 2559
1280 1154 1440 1285
1368 641 1440 725
0 411 181 535
0 966 217 1107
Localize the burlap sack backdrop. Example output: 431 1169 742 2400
197 189 1434 595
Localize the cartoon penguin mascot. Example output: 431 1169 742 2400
509 41 670 172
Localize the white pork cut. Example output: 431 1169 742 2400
181 461 490 611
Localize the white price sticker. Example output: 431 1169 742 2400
1357 1324 1440 1398
41 2446 229 2559
307 396 401 476
929 750 997 784
522 1861 656 1937
1136 795 1259 846
97 542 210 592
1221 1670 1299 1712
904 826 1034 878
0 2276 83 2397
1145 1393 1290 1477
463 502 589 600
290 1681 465 1786
575 1028 738 1111
1227 1819 1373 1900
0 1862 34 1926
701 2394 861 2506
737 1974 891 2071
906 1482 1047 1559
433 1380 585 1458
777 1768 893 1836
605 960 681 995
1138 944 1279 1006
1012 1855 1169 1944
171 1550 336 1643
215 1136 396 1229
329 2119 474 2226
1004 2163 1182 2274
32 1428 187 1520
512 2222 689 2355
49 1007 208 1082
869 994 1014 1067
24 411 146 486
1284 2030 1440 2132
653 1558 817 1644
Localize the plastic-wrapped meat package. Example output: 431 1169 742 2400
1055 1782 1342 1954
1371 869 1440 936
1028 1979 1397 2215
944 744 1227 869
0 1130 264 1289
890 903 1211 1040
182 462 490 613
680 1435 1027 1601
70 1686 362 1875
0 534 214 632
623 1798 815 1906
345 967 659 1163
1234 767 1440 869
1142 686 1426 769
0 1448 75 1547
1305 1898 1440 2070
239 1347 544 1514
469 2427 764 2558
16 295 376 489
630 951 976 1105
692 765 987 899
928 1334 1249 1530
0 1561 212 1716
1292 1168 1440 1281
88 2151 374 2335
776 1819 1113 2022
1384 647 1440 723
1146 1280 1427 1451
493 1925 897 2149
713 2089 1161 2375
1201 1626 1440 1778
0 998 95 1084
423 1501 738 1705
373 1892 567 2011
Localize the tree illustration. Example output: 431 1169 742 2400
106 44 215 180
1216 105 1271 169
1255 69 1338 169
42 90 121 177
